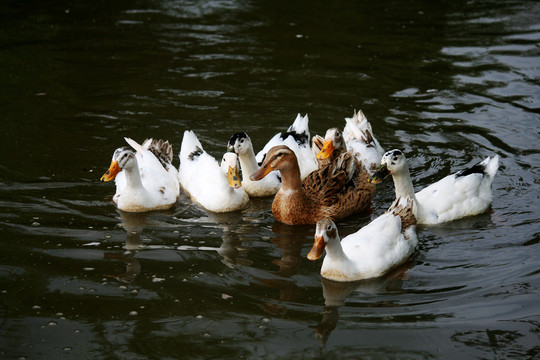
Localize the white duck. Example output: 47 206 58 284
312 110 384 174
255 113 318 179
369 149 499 225
227 132 281 197
307 197 418 282
178 130 249 213
101 138 180 212
343 110 385 174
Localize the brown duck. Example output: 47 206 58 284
250 145 374 225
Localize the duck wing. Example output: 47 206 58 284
303 152 360 207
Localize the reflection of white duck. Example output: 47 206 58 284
312 276 406 344
178 130 249 213
308 197 417 282
227 132 281 197
312 110 384 174
101 138 180 212
255 113 318 179
370 149 499 225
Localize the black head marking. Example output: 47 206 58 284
114 146 130 158
386 149 403 165
228 132 249 147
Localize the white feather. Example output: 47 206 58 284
179 131 249 212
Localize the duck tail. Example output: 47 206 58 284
124 137 145 153
179 130 204 161
288 113 310 137
344 110 383 152
482 155 500 179
457 154 500 181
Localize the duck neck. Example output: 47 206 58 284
123 163 145 191
325 238 349 262
238 149 260 180
278 162 303 194
392 167 417 201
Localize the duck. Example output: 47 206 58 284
343 110 385 174
369 149 499 225
312 110 384 174
178 130 249 213
227 132 281 197
101 138 180 212
307 196 418 282
255 113 318 179
250 145 374 225
312 127 348 168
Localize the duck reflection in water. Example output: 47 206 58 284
190 210 254 268
257 222 312 316
311 263 412 345
104 210 167 283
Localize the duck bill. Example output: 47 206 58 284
250 163 274 181
317 139 334 160
227 165 242 189
369 163 389 184
307 236 326 261
101 161 122 182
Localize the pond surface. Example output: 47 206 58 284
1 0 539 359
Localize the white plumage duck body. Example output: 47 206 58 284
101 138 180 212
179 130 249 213
370 149 499 225
343 110 385 174
255 113 318 180
312 110 384 174
308 197 417 282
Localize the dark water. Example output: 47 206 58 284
1 0 539 358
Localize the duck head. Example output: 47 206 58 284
250 145 297 181
101 147 136 182
369 149 408 183
227 132 253 156
317 128 346 160
221 152 242 189
307 218 338 260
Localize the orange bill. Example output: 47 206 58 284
317 139 334 160
227 165 242 189
307 235 326 260
101 161 122 182
249 164 274 181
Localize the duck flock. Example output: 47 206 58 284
101 111 499 282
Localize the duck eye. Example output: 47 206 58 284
393 156 398 161
240 139 244 143
327 225 332 231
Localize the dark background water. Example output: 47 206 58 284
1 0 539 359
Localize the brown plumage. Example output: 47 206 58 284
250 145 374 225
146 139 174 171
386 196 417 230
